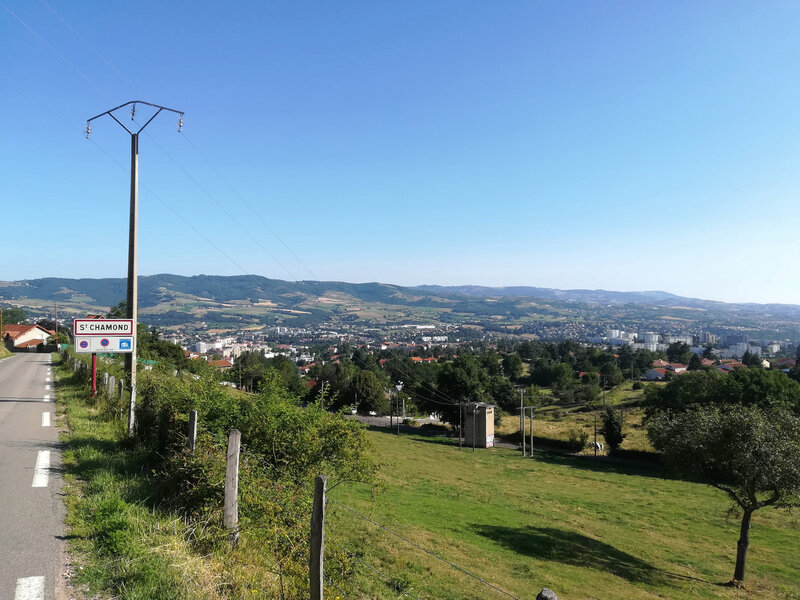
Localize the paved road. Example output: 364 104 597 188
0 353 65 600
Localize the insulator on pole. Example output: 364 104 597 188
85 122 91 139
177 115 183 132
131 102 136 120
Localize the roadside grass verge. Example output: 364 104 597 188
55 356 290 599
327 429 800 600
56 358 225 599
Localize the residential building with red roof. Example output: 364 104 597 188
209 358 234 371
2 324 55 351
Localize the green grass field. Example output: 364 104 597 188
327 429 800 600
56 355 799 600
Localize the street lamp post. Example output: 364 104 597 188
86 101 184 435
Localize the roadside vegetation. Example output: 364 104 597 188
56 350 378 599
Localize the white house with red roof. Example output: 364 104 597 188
2 324 55 350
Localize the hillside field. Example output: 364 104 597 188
327 429 800 599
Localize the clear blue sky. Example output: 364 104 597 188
2 1 799 304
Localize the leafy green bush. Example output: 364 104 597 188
600 406 625 454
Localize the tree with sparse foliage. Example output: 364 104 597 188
600 406 625 454
648 404 800 585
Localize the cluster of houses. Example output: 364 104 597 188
641 357 796 381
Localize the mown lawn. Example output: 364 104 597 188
326 429 800 600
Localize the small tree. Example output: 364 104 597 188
600 406 625 454
501 353 524 381
741 350 761 368
648 405 800 585
667 342 691 364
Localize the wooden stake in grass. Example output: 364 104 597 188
188 410 198 454
310 475 327 600
224 428 241 547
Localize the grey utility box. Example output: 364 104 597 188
464 402 495 448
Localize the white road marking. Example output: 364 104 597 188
32 451 50 487
42 395 50 402
42 412 51 427
15 576 45 600
45 377 51 382
44 385 51 390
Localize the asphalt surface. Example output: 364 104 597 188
0 353 65 600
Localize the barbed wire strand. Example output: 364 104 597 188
327 537 422 600
324 573 355 600
329 500 520 600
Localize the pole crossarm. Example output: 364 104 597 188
87 100 184 135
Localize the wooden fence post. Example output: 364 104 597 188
529 408 534 457
188 410 198 454
310 474 327 600
224 428 241 547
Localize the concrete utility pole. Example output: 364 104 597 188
86 101 184 435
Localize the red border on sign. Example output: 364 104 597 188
73 319 134 336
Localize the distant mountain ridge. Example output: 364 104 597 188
415 285 689 305
416 285 800 316
2 275 799 332
1 274 798 311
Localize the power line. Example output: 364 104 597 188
21 0 317 285
37 0 144 97
181 132 319 281
0 1 112 101
0 67 250 278
0 12 254 279
349 351 462 408
137 127 300 281
88 132 251 276
11 0 478 414
5 2 298 282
